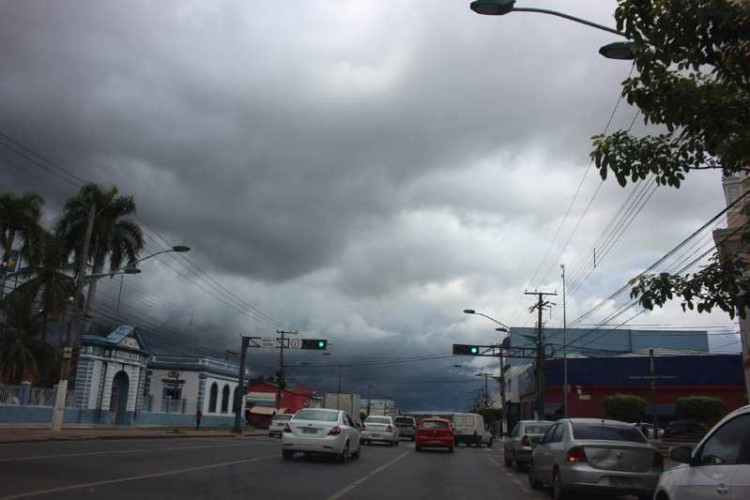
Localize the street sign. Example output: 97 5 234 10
289 338 302 350
259 337 276 348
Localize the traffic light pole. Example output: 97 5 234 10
276 329 299 410
525 290 556 420
232 336 250 434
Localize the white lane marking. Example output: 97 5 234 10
325 451 409 500
0 454 277 499
0 441 260 463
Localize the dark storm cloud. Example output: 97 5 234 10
0 0 629 283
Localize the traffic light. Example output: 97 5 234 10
453 344 481 355
301 339 328 350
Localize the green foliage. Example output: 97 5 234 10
602 394 647 422
675 396 724 425
590 1 750 320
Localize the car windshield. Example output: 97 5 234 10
572 423 648 443
421 421 449 429
526 424 552 434
366 417 390 424
293 410 339 422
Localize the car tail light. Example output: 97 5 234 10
328 426 342 436
652 451 664 468
283 424 292 433
566 446 587 463
386 425 393 432
520 435 530 447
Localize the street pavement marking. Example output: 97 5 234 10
0 441 259 463
325 450 410 500
0 454 277 499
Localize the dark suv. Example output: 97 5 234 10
394 416 417 441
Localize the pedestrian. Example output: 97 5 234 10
195 409 203 430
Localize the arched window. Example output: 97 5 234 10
221 385 230 414
208 383 218 413
232 386 240 414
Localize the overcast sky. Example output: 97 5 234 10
0 0 740 410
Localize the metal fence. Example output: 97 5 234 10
0 384 22 405
29 387 54 406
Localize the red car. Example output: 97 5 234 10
415 418 455 453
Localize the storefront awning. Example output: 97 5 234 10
250 406 287 416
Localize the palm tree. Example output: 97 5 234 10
0 289 41 384
56 184 144 332
0 192 45 300
6 233 75 342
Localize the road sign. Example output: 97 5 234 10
259 337 276 348
289 338 302 350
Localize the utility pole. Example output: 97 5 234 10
499 347 507 435
232 336 250 434
275 329 298 409
525 290 556 420
337 365 343 409
476 372 492 406
52 203 96 431
650 348 658 432
561 264 568 418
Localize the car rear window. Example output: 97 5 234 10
421 421 449 429
272 414 291 421
366 417 391 424
526 424 552 434
571 423 647 443
395 417 414 425
293 410 339 422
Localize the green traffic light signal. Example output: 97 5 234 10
453 344 483 356
301 339 328 350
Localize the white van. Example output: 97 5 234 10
452 413 493 447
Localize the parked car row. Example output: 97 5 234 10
502 405 750 500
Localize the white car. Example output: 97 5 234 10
631 422 664 439
281 408 361 462
268 413 292 438
655 404 750 500
361 416 399 446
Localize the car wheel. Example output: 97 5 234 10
352 446 361 459
416 446 422 452
449 445 454 453
339 442 350 464
528 461 542 490
395 439 399 447
514 459 526 473
503 455 513 467
552 470 569 500
282 450 294 461
487 439 493 448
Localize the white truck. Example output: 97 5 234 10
323 393 362 423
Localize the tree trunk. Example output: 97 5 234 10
0 228 16 300
82 253 105 333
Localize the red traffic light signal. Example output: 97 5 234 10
301 339 328 350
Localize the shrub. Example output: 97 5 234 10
675 396 723 425
603 394 647 422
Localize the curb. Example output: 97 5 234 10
0 431 267 444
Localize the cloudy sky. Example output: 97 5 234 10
1 0 739 410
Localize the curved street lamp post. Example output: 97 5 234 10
469 0 635 60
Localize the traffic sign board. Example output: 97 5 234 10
259 337 276 348
289 338 302 350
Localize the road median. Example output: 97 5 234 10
0 427 267 444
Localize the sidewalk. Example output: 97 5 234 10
0 426 267 444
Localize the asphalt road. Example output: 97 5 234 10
0 436 548 500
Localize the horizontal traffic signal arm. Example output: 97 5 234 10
301 339 328 350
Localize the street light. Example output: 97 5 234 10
463 309 511 332
469 0 635 60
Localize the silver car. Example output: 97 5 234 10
504 420 554 471
528 418 663 500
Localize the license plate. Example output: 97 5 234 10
302 428 317 434
610 477 637 486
